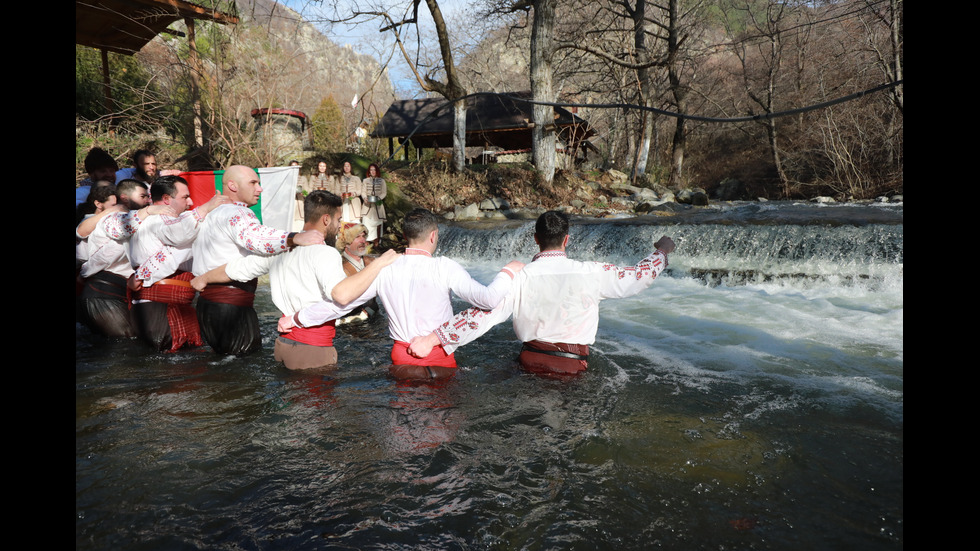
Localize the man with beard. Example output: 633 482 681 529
192 190 399 369
127 175 230 352
115 149 158 186
191 165 326 356
78 179 161 337
334 222 380 325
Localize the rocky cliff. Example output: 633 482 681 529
233 0 396 120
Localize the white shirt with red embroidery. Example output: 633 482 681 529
294 249 514 344
130 208 206 286
435 249 669 353
79 210 145 278
223 244 351 320
191 202 291 276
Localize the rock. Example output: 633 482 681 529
632 188 659 201
714 178 745 201
483 210 508 220
480 197 511 210
607 169 629 182
454 202 481 220
570 199 586 209
610 182 643 195
676 188 709 206
635 199 675 213
611 196 635 208
812 196 836 204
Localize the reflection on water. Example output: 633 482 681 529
77 210 902 550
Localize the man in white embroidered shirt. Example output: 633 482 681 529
127 175 229 352
191 165 324 356
408 210 676 377
281 208 523 381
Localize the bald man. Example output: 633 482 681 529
191 165 324 355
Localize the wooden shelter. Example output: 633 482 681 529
371 92 596 163
76 0 238 55
76 0 238 164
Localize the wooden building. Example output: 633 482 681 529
371 92 596 164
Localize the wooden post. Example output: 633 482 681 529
185 17 205 161
100 48 115 127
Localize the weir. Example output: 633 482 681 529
438 209 903 289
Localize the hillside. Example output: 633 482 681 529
230 0 396 119
76 0 397 173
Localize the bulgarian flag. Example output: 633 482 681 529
181 166 299 232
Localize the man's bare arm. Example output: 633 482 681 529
190 264 231 292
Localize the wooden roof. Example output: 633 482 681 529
371 92 595 150
76 0 239 55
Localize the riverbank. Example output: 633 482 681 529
441 199 904 230
380 163 903 241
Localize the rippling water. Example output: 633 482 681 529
76 201 903 550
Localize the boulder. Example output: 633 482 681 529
480 197 511 211
607 169 629 182
714 178 745 201
454 202 482 220
676 188 709 206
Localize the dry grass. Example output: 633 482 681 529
386 163 580 213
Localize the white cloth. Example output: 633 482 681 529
295 251 514 343
435 249 669 353
129 209 205 285
361 177 387 241
224 244 350 318
76 213 95 263
338 175 363 223
79 210 145 278
255 166 300 233
191 202 291 276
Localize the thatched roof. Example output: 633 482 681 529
371 92 595 151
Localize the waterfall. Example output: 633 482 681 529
437 213 903 290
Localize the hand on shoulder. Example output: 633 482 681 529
293 229 324 247
375 249 401 268
501 260 525 278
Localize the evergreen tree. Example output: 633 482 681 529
312 95 347 153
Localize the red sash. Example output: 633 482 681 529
518 340 589 376
281 320 336 347
391 340 457 368
133 271 203 352
200 279 257 307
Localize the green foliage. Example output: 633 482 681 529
76 46 161 122
312 95 347 153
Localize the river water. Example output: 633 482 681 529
76 201 903 550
